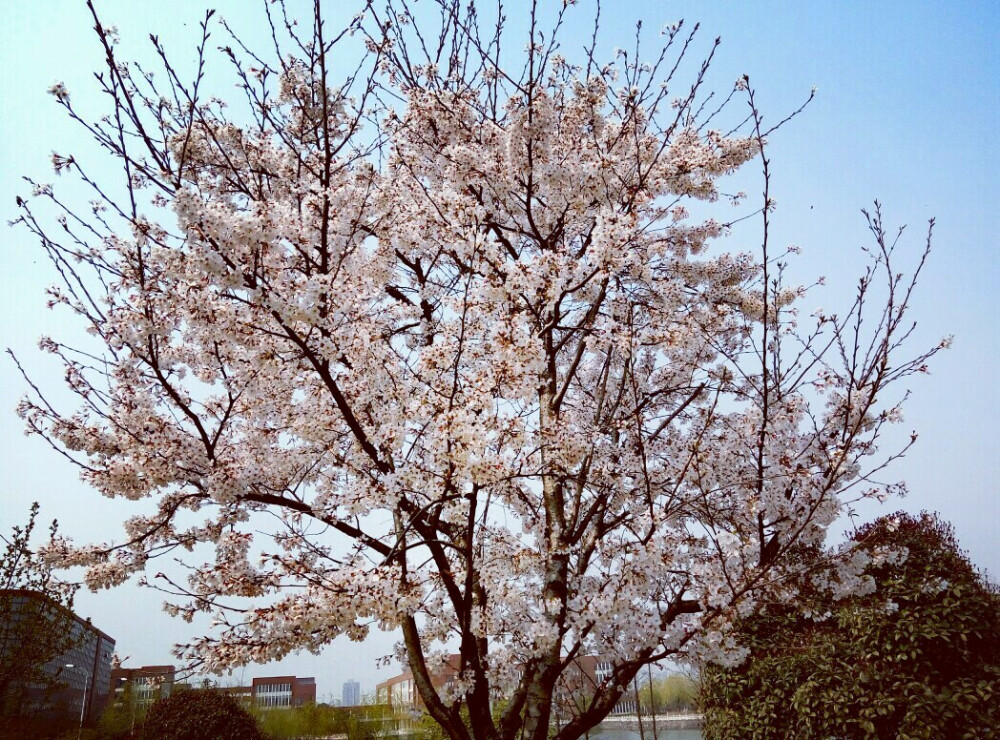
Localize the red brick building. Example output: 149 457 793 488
110 664 175 708
252 675 316 708
375 654 461 712
375 654 636 717
217 675 316 708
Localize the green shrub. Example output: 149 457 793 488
700 512 1000 740
141 690 263 740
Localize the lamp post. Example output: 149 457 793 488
65 663 89 740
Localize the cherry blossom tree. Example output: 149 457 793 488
12 1 945 738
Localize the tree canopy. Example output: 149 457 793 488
13 1 944 738
141 690 264 740
639 673 698 714
699 512 1000 740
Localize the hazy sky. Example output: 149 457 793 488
1 0 997 701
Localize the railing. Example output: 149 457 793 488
598 712 703 731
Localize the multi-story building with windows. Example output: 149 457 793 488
216 675 316 709
219 684 253 705
342 679 361 707
375 654 461 713
0 589 115 723
374 654 636 720
252 676 316 708
111 664 176 708
570 656 637 715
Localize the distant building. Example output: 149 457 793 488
342 679 361 707
253 676 316 708
0 589 115 723
567 657 637 716
373 654 636 719
216 675 316 709
218 684 253 706
111 665 176 708
375 654 460 712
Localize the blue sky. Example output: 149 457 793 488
1 0 997 698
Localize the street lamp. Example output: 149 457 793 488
64 663 89 740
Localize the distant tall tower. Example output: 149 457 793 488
342 679 361 707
